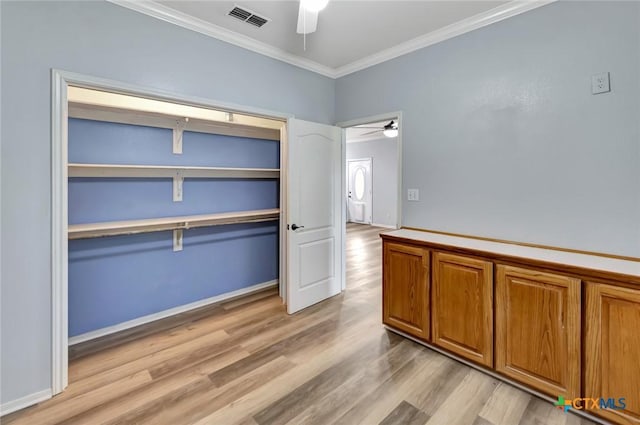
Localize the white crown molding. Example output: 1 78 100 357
107 0 336 78
333 0 557 78
108 0 556 80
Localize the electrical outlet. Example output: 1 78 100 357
407 189 419 201
592 72 610 94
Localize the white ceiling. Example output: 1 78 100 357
113 0 554 77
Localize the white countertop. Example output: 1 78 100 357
382 229 640 279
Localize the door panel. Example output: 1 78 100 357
347 159 372 224
432 252 493 367
383 242 430 340
495 265 581 399
585 282 640 424
287 119 342 314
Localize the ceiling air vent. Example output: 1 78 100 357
228 6 270 28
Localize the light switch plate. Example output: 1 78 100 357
408 189 419 201
592 72 610 94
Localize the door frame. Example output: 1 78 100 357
337 112 403 230
346 157 373 224
51 69 293 395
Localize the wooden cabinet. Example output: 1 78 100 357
585 282 640 424
432 252 493 367
383 242 430 340
495 265 581 399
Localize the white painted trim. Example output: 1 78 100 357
51 70 69 395
107 0 335 78
337 111 403 230
0 389 52 417
340 127 347 291
69 280 278 346
371 223 398 230
333 0 557 78
107 0 556 79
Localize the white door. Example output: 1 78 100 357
347 159 372 224
287 119 343 314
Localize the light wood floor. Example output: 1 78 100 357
3 223 597 425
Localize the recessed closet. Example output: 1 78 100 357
65 87 285 347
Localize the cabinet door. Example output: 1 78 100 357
432 252 493 367
495 265 581 399
585 282 640 425
383 242 430 340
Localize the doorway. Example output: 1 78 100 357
340 114 402 230
347 158 372 224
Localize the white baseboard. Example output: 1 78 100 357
0 389 52 417
371 223 398 229
69 280 278 346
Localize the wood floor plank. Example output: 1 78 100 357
67 329 231 396
4 370 153 425
70 299 281 381
115 356 295 425
425 370 499 425
282 339 419 425
333 349 450 425
518 397 571 425
407 358 469 416
379 400 430 425
191 315 384 425
478 382 532 425
252 332 403 425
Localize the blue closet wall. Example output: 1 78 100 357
68 118 280 337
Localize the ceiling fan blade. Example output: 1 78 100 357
297 3 318 34
362 129 382 136
354 126 381 129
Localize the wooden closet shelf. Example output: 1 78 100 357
68 86 283 140
68 209 280 240
68 163 280 179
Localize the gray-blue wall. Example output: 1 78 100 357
0 0 334 406
336 0 640 257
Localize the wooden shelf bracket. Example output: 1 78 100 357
173 118 187 154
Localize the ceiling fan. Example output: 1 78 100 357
357 121 399 138
297 0 329 35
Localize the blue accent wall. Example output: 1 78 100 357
69 118 280 168
68 118 279 337
69 223 278 336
